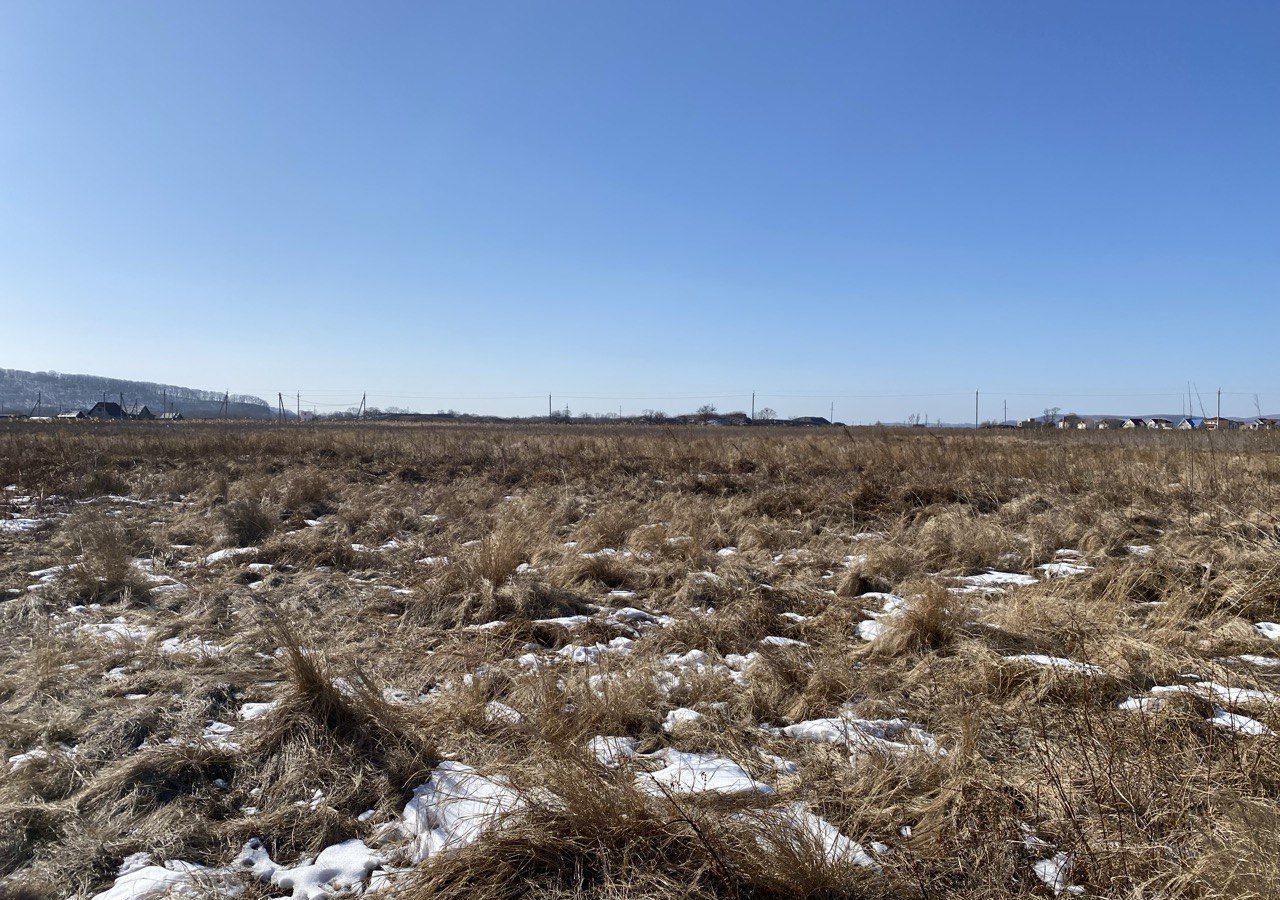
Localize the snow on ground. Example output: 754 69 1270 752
1004 654 1102 675
400 761 523 861
766 714 943 760
637 749 773 797
272 840 383 900
1256 622 1280 641
588 736 639 767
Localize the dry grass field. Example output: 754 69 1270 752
1 422 1278 900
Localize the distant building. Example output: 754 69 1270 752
1204 416 1239 431
86 401 127 420
1057 414 1085 429
1145 418 1174 430
158 411 184 421
1121 418 1146 429
56 410 86 419
1017 418 1044 428
1245 417 1278 430
133 406 155 420
1095 418 1124 430
1177 417 1203 430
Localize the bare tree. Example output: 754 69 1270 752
695 404 717 424
756 407 777 421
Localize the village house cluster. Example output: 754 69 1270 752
1016 414 1277 430
39 401 183 421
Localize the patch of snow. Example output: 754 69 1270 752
203 546 258 565
1255 622 1280 641
662 707 704 733
1004 654 1102 675
761 636 809 649
637 749 773 797
239 700 280 721
587 735 639 767
272 839 383 900
401 761 523 861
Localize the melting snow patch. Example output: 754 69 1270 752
401 762 523 861
1033 851 1082 895
638 749 772 797
159 636 225 658
1036 562 1092 579
90 860 211 900
761 636 809 649
1255 622 1280 641
79 619 151 644
1004 654 1102 675
203 547 258 565
957 570 1037 589
239 700 280 721
588 735 639 767
272 839 383 900
767 714 943 760
0 518 41 533
484 700 524 726
662 707 704 733
1208 709 1272 736
763 803 877 868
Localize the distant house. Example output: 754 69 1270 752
1177 417 1203 430
158 411 184 421
1246 417 1278 430
56 410 86 420
1017 418 1044 429
1121 418 1146 429
1145 418 1174 430
1057 414 1085 429
1094 418 1123 430
1204 416 1239 431
133 406 155 420
87 401 127 420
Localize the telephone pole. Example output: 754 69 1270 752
358 392 366 419
829 401 834 423
751 392 756 422
548 393 552 419
975 389 979 428
1003 399 1007 426
296 391 301 423
1216 388 1222 421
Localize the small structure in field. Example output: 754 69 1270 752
1245 418 1277 430
133 406 155 420
1121 418 1146 429
158 411 185 421
1177 417 1203 430
1145 418 1174 430
1204 416 1239 431
56 411 86 420
87 402 127 420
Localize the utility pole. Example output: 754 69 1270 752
278 393 284 424
296 391 301 423
751 391 756 422
1003 399 1007 426
1217 388 1222 421
829 401 834 423
548 393 552 420
975 389 979 428
120 392 125 411
31 391 41 416
358 392 366 419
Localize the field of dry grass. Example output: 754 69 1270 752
1 422 1278 900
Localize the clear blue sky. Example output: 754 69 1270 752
3 2 1277 421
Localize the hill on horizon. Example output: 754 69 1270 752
0 368 273 418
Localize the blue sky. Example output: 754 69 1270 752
2 2 1277 421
